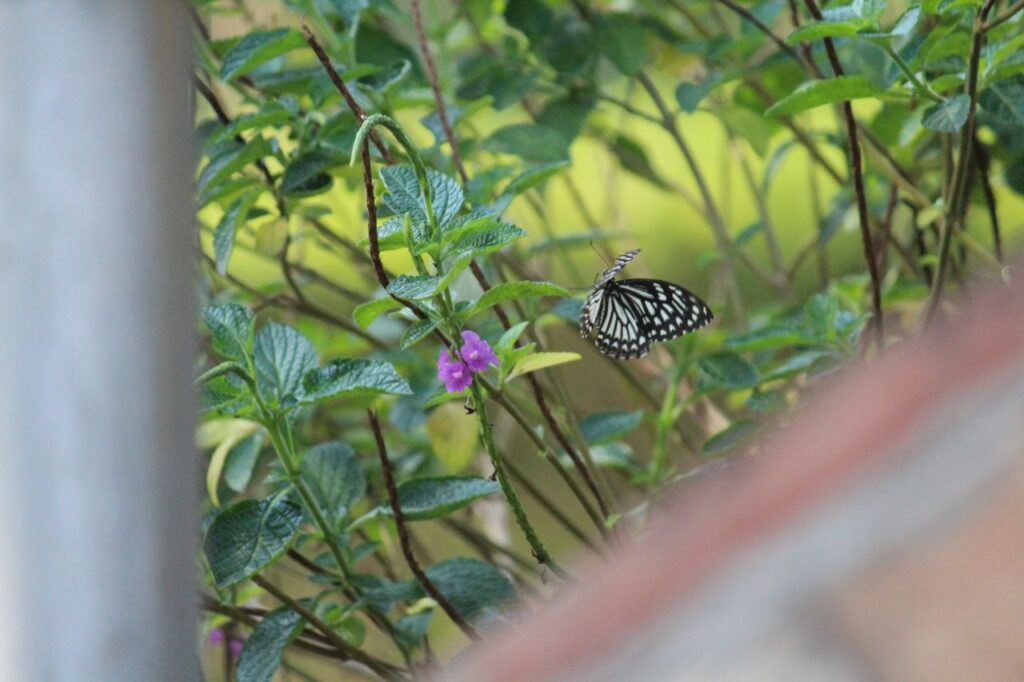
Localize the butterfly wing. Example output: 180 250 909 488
593 284 652 359
615 279 714 341
580 249 640 339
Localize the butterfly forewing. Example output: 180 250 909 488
580 250 712 359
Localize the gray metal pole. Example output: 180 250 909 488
0 4 197 680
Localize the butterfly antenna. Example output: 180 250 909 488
589 240 611 268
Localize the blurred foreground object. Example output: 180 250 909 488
448 280 1024 682
0 4 196 680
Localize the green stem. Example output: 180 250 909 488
881 43 943 103
468 381 570 580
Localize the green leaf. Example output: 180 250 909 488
401 319 440 349
724 323 805 351
380 165 464 229
386 476 501 521
280 149 337 197
701 419 761 456
675 76 722 113
597 13 648 76
301 441 365 527
469 282 569 316
235 607 305 682
507 352 581 381
980 75 1024 125
786 19 869 43
198 137 272 197
579 411 644 445
202 303 255 362
765 76 887 116
445 223 526 259
253 323 319 404
698 351 760 389
204 496 303 588
607 133 671 188
714 106 775 156
209 101 293 145
887 5 922 36
224 432 264 492
386 274 441 300
485 124 571 162
922 94 970 132
220 28 306 81
213 189 261 274
746 390 789 412
855 0 888 21
395 612 433 652
423 558 516 622
302 359 412 402
353 297 402 329
502 161 571 195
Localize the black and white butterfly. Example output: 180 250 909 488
580 249 713 359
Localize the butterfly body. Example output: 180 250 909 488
580 249 713 359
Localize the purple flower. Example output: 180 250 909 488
459 331 499 373
228 638 244 661
207 628 226 646
437 349 473 393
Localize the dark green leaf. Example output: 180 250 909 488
579 411 644 445
469 282 569 316
395 612 433 652
786 19 869 43
980 75 1024 125
380 165 464 229
353 297 403 329
698 352 760 389
213 190 261 274
386 274 440 300
209 101 293 145
746 390 788 412
302 359 412 402
400 319 440 349
597 13 648 76
485 124 571 162
253 323 319 404
608 134 671 188
922 94 970 132
765 76 887 116
202 303 255 362
503 161 571 195
701 419 761 456
424 557 516 622
235 607 305 682
445 223 526 258
387 476 501 520
724 323 805 351
301 441 365 527
675 75 722 113
220 28 307 81
280 149 339 197
198 137 273 197
204 496 302 588
224 432 264 492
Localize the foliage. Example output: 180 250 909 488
192 0 1022 678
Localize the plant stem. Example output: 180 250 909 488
881 43 943 103
251 575 400 680
468 381 570 579
367 408 481 641
925 0 997 324
803 0 884 351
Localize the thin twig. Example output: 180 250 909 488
410 0 469 184
367 408 482 641
973 137 1002 263
301 24 395 163
925 0 997 324
803 0 884 350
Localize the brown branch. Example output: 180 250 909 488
410 0 469 185
973 137 1002 263
367 409 482 641
803 0 884 350
301 24 395 164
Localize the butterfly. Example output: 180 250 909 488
580 249 713 359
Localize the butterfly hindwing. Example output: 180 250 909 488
594 285 651 359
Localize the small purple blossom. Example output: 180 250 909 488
459 331 499 373
228 638 244 661
207 628 226 646
436 330 500 393
437 349 473 393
